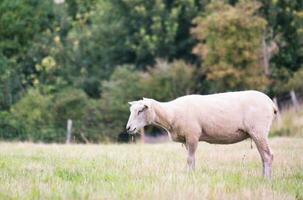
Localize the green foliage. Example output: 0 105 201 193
256 0 303 95
0 0 303 142
259 0 303 72
74 0 201 72
1 88 104 143
51 88 101 143
97 65 146 140
65 0 97 19
0 0 56 109
269 66 292 94
270 68 303 94
0 111 18 140
53 88 89 127
46 0 202 100
142 60 195 101
7 89 62 142
286 68 303 91
192 0 268 92
0 0 54 58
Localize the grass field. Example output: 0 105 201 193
0 138 302 200
271 106 303 137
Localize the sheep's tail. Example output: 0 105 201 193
273 103 278 115
272 102 279 120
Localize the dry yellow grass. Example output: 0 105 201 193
271 105 303 137
0 138 302 200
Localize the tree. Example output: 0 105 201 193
73 0 202 72
258 0 303 95
142 60 195 101
260 0 303 71
0 0 56 110
192 1 268 92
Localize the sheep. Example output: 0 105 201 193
126 90 277 178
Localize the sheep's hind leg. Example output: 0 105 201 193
185 139 198 171
250 134 273 178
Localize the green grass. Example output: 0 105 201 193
0 138 302 200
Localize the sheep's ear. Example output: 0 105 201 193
142 97 153 108
143 101 151 109
128 101 136 106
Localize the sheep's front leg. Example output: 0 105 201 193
186 139 198 171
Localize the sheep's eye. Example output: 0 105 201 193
138 109 144 115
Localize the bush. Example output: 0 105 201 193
286 68 303 91
97 65 145 140
0 61 195 143
52 88 89 127
7 88 62 142
0 111 22 140
142 60 195 101
1 87 105 143
52 88 105 143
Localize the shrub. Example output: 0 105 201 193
8 88 61 142
97 65 145 140
142 60 195 101
52 88 101 143
286 68 303 91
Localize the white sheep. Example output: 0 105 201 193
126 90 277 178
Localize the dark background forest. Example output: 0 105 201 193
0 0 302 143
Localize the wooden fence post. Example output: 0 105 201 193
66 119 72 144
290 90 299 110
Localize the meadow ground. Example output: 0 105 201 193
0 138 302 200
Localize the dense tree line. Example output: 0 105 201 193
0 0 302 142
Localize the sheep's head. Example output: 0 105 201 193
126 98 155 134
